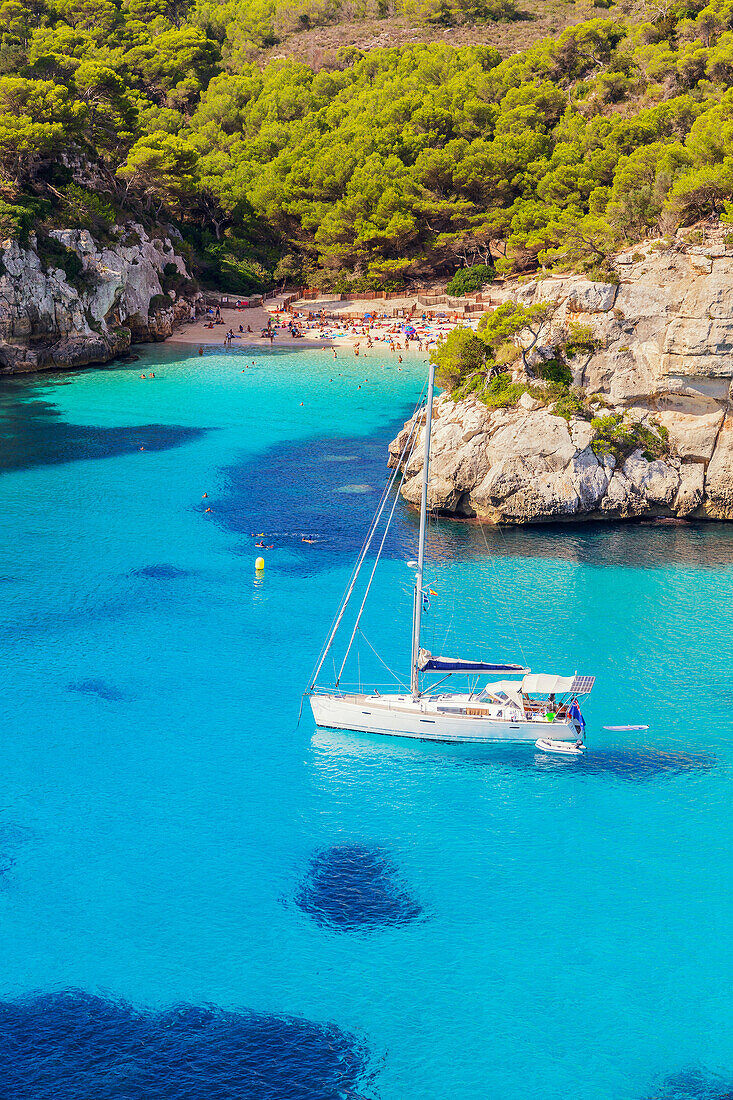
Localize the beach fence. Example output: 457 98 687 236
280 287 494 318
204 292 264 309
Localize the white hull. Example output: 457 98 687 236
310 693 579 745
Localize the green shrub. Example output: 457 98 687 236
482 371 527 408
586 265 620 285
446 263 494 297
431 327 488 391
564 322 599 358
590 413 669 462
553 387 593 421
37 235 83 285
537 358 573 385
0 201 35 242
148 293 172 313
453 371 486 401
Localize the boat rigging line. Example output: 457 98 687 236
302 379 427 707
335 424 420 685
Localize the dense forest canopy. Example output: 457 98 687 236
4 0 733 291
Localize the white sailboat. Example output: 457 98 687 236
307 359 594 751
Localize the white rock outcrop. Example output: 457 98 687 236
390 238 733 522
0 224 201 372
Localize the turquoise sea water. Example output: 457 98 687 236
0 343 731 1099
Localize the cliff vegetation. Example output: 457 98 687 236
8 0 733 290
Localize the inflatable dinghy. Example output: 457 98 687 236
535 738 585 756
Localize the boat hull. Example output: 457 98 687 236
309 693 579 745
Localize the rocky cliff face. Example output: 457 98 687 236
390 235 733 522
0 224 202 373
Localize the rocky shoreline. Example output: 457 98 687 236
389 236 733 523
0 224 202 373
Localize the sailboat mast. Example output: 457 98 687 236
410 359 435 698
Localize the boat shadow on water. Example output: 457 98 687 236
310 730 716 782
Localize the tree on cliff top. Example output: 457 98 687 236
431 327 487 391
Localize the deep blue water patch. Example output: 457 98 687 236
646 1067 733 1099
210 426 733 576
132 564 192 579
295 843 423 932
0 990 374 1100
0 381 205 473
213 431 410 573
67 679 127 702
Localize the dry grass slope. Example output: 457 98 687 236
262 0 614 65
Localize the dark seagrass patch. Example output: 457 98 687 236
295 843 423 932
0 991 374 1100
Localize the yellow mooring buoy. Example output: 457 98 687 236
255 556 265 572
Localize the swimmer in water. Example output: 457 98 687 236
198 347 203 356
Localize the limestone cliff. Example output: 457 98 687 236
390 234 733 522
0 224 202 373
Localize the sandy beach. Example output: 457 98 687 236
168 298 476 353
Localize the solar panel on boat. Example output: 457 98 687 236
570 675 595 694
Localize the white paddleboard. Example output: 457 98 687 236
603 725 649 731
535 738 585 756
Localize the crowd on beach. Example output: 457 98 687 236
288 305 476 354
188 300 479 354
